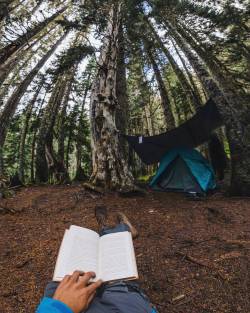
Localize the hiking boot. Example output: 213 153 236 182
95 206 108 230
117 212 138 239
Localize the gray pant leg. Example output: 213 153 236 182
100 222 130 236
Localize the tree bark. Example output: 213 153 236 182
90 3 134 190
0 7 66 64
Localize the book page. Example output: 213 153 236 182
53 229 70 281
99 231 138 282
53 227 99 281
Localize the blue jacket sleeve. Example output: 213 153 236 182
36 297 73 313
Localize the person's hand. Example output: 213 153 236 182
53 271 102 313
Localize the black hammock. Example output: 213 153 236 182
124 99 223 165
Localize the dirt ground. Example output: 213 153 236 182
0 185 249 313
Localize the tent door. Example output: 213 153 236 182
157 157 203 193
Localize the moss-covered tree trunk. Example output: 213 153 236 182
90 3 134 191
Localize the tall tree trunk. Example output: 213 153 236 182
175 23 246 109
75 76 91 181
145 18 201 111
144 42 175 129
30 92 47 183
0 83 10 113
168 24 250 195
35 74 68 183
115 23 128 135
164 74 179 125
66 127 73 171
30 131 37 183
0 45 40 100
144 103 154 136
0 145 4 176
115 22 131 164
58 69 75 163
0 32 67 149
0 46 36 111
35 32 88 183
171 39 203 106
0 25 54 88
90 3 134 190
18 80 44 182
0 7 66 64
166 24 215 100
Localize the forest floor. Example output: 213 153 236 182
0 184 250 313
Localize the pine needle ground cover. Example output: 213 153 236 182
0 186 249 313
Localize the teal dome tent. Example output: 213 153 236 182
150 148 216 194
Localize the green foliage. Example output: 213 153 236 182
50 44 95 76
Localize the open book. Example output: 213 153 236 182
53 225 138 283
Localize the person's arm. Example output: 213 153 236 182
36 297 73 313
36 271 102 313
